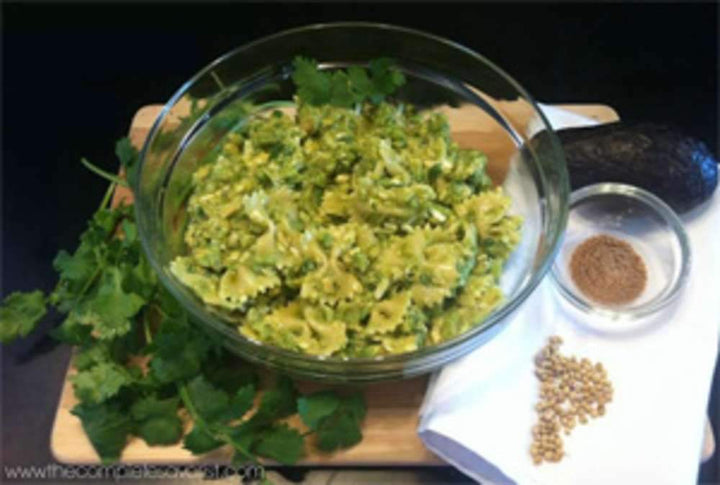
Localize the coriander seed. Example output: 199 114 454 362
530 336 614 465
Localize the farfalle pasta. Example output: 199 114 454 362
171 99 522 357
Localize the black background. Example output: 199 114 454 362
2 2 719 483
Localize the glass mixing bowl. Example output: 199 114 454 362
135 23 568 382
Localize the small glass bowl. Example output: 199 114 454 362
551 183 691 329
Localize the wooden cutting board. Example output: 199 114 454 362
50 101 620 465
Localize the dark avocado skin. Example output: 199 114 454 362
555 122 718 213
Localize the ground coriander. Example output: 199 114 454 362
570 234 647 305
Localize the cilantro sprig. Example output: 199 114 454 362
0 128 367 467
299 391 367 451
291 57 406 108
0 291 47 343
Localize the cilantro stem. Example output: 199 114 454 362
178 383 199 420
75 266 102 305
217 429 257 465
81 158 129 187
142 310 153 345
99 182 116 211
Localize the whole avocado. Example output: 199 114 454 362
553 122 718 213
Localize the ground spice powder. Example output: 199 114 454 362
569 234 647 305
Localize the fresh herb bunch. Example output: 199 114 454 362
0 56 407 466
291 56 406 108
0 158 364 466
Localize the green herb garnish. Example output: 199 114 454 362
292 56 406 108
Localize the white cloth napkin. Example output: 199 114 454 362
418 105 720 485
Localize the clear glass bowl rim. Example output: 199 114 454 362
135 21 569 372
550 182 691 320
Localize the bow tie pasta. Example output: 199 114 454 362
171 100 521 357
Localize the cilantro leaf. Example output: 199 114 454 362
50 234 104 313
231 448 257 468
121 219 137 245
185 376 232 422
156 286 185 319
131 395 183 446
185 376 255 423
225 375 298 458
292 57 332 106
250 375 297 424
292 57 405 108
149 315 211 383
116 137 140 189
131 395 179 420
124 255 157 301
105 319 144 361
313 392 366 452
202 353 259 394
368 57 406 103
72 401 132 463
74 344 111 371
82 207 124 247
229 384 256 421
83 267 145 339
297 390 340 430
328 71 355 108
342 392 367 422
136 415 183 446
71 362 133 404
0 291 47 343
347 66 374 103
316 410 363 452
50 312 93 345
253 423 305 464
183 424 223 454
53 247 98 291
227 425 258 459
